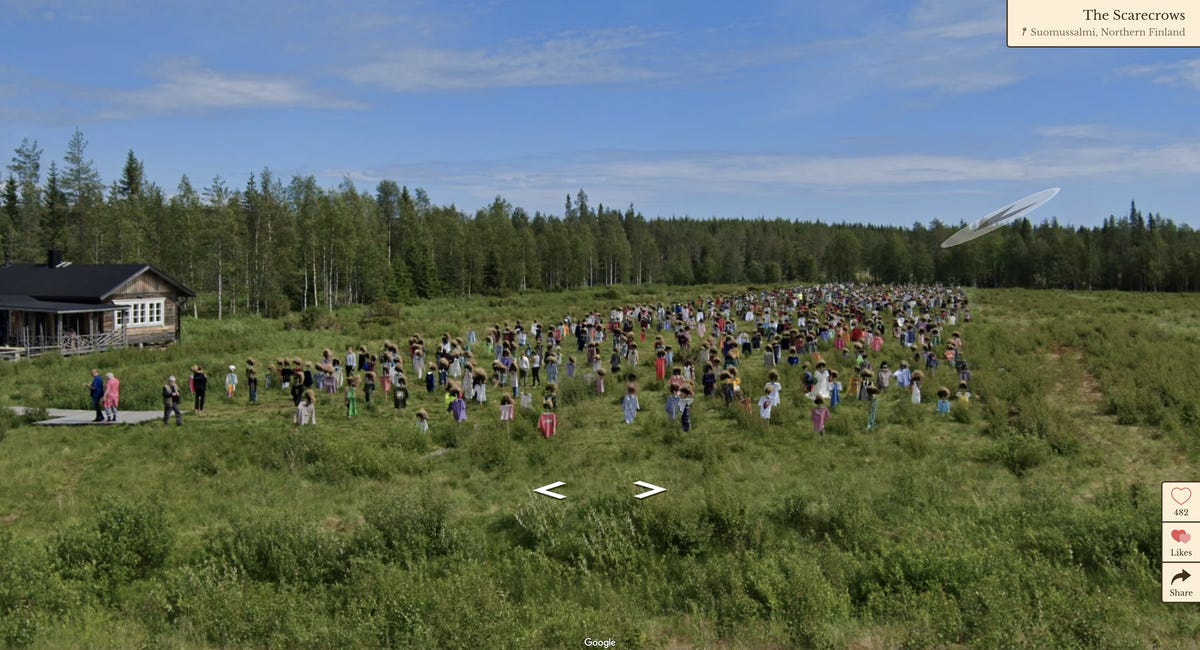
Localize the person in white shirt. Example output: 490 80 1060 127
765 370 782 408
758 387 774 422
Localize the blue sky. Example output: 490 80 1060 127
2 0 1198 227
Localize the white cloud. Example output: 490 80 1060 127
344 27 669 91
0 0 122 21
1033 124 1158 141
863 2 1019 95
1118 59 1200 90
766 0 1018 100
99 58 365 118
337 141 1200 210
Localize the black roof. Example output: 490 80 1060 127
0 295 126 314
0 264 195 302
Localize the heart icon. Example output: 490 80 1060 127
1172 529 1192 544
1172 487 1192 505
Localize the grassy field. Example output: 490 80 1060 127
0 287 1197 648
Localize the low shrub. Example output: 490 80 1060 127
284 306 341 331
465 423 516 471
357 490 458 567
888 399 923 427
982 433 1049 476
637 501 712 556
894 428 931 457
190 452 219 476
822 410 855 437
51 497 174 594
158 562 340 647
0 533 83 647
774 491 879 553
577 506 641 573
703 488 764 551
211 517 351 587
508 499 572 559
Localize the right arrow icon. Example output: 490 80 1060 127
1172 569 1191 584
634 481 666 500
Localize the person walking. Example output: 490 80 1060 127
162 376 183 426
246 358 258 404
193 366 208 414
102 372 120 422
87 369 104 422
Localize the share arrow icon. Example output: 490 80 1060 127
534 481 567 500
1172 569 1191 584
633 481 666 500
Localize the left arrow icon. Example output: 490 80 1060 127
534 481 567 500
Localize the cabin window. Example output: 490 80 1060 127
114 299 165 328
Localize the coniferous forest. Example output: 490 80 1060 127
5 132 1198 317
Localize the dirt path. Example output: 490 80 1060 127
1044 345 1192 496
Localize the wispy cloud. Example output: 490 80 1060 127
99 58 365 118
0 0 121 21
344 27 669 91
334 140 1200 213
1118 59 1200 90
1033 123 1156 141
861 1 1019 95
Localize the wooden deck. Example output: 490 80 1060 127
2 330 129 359
6 406 178 426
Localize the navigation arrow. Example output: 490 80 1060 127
633 481 666 500
534 481 567 500
1172 569 1191 585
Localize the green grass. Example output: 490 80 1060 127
0 287 1196 648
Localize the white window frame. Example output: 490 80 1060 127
113 298 165 328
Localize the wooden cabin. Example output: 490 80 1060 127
0 252 195 358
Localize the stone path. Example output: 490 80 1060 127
7 406 181 426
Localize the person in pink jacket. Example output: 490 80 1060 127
102 372 120 422
811 396 830 437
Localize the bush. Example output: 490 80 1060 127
775 554 853 648
823 410 854 437
335 562 437 647
284 306 339 331
190 452 219 476
703 488 764 551
211 517 350 586
637 501 712 556
0 533 83 647
52 497 174 596
359 300 400 327
157 562 340 647
509 499 572 558
357 490 458 567
889 399 923 427
676 436 725 465
774 491 879 553
465 423 516 471
983 433 1049 476
577 506 641 573
280 430 328 471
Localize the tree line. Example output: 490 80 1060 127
4 132 1199 317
